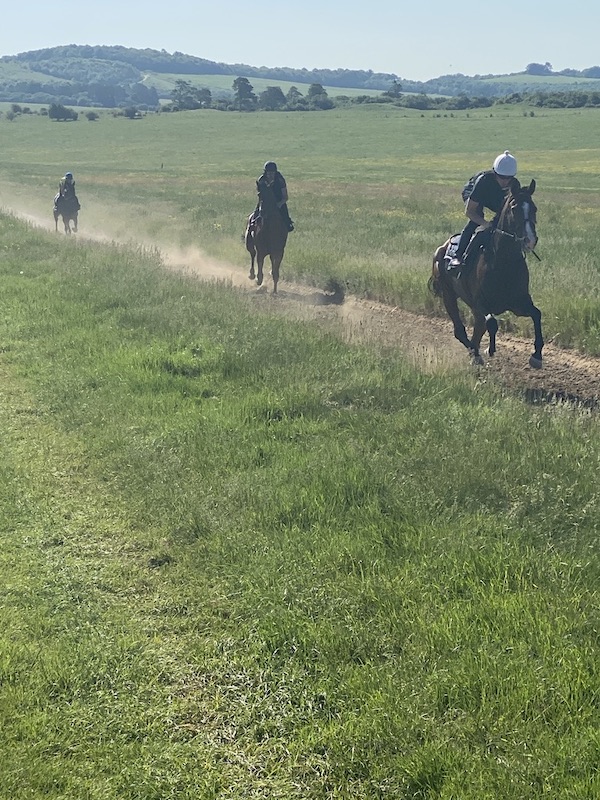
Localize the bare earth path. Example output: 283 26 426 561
4 198 600 410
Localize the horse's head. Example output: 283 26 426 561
257 181 279 220
498 178 538 253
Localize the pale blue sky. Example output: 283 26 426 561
1 0 596 82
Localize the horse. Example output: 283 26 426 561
429 178 543 368
53 192 80 234
244 181 288 294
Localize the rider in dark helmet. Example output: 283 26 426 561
255 161 294 231
56 171 81 211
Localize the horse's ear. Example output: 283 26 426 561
529 179 536 195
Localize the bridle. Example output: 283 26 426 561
494 191 540 260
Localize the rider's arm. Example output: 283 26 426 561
278 184 289 207
465 197 488 228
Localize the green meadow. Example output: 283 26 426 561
2 103 600 351
0 105 599 799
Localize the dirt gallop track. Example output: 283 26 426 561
4 199 600 410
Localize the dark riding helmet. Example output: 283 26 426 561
65 172 74 180
263 161 277 172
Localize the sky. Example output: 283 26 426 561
1 1 597 82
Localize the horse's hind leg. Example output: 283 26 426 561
73 214 78 233
54 211 59 232
441 285 474 355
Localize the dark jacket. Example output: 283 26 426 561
257 171 286 203
469 170 509 214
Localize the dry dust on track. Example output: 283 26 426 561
4 200 600 410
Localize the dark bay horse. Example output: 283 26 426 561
429 178 543 368
53 193 80 234
245 181 288 294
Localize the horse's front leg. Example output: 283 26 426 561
529 304 544 368
255 252 265 287
484 314 498 357
54 211 59 232
270 252 283 294
246 231 256 281
469 312 487 366
73 214 78 233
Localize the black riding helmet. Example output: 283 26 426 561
263 161 277 172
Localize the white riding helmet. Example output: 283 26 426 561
493 151 517 177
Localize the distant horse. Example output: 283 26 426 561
244 182 288 294
53 192 80 234
429 178 543 368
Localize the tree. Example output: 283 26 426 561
525 62 553 76
383 79 403 98
306 83 333 110
170 79 211 110
307 82 327 99
258 86 286 110
48 103 78 121
286 86 303 103
85 110 99 121
232 77 257 111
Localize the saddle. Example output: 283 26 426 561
445 227 492 276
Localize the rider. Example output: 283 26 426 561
255 161 294 231
56 171 81 209
448 151 518 271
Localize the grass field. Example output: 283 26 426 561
1 103 600 352
1 105 600 798
1 207 599 798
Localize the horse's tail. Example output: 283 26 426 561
429 245 447 297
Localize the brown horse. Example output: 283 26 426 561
53 192 80 234
245 181 288 294
429 178 543 368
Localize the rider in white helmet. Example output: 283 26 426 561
448 151 518 270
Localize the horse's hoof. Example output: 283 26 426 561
256 277 263 287
485 347 496 357
529 355 543 369
249 271 255 281
471 354 485 366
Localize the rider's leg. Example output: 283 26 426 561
449 220 477 267
280 203 294 231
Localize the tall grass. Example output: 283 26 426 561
0 215 598 798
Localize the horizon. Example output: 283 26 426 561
0 0 595 84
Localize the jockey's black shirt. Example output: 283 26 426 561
256 171 287 203
469 170 509 213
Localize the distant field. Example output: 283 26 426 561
0 61 65 83
141 71 385 99
481 73 600 89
